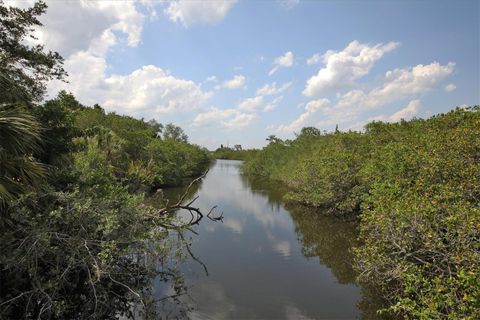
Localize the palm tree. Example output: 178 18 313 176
0 103 45 207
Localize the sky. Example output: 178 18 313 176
9 0 480 149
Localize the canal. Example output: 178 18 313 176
154 159 381 319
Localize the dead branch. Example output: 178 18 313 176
156 169 223 228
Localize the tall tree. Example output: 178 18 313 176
0 1 66 105
163 123 188 142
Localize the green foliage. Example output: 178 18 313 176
0 1 66 104
43 91 211 189
212 147 258 160
0 2 210 317
0 179 184 318
243 106 480 318
162 123 188 142
356 106 480 319
244 129 369 216
0 104 45 206
0 94 210 317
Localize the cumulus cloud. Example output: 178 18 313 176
6 0 145 57
52 57 213 117
5 1 215 121
238 96 264 112
303 40 400 96
365 61 455 107
238 95 283 112
205 75 218 83
192 107 237 126
215 75 246 90
306 53 321 65
444 83 457 92
275 60 454 133
269 51 294 76
224 112 256 129
102 65 213 114
256 81 292 96
192 107 255 129
319 62 454 127
388 100 421 122
164 0 237 27
275 98 330 133
263 96 284 112
371 100 421 123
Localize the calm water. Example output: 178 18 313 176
154 159 381 319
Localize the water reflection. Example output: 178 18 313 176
155 160 383 319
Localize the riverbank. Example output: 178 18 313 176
242 106 480 319
155 159 386 319
0 92 211 318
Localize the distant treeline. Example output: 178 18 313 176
243 107 480 319
212 147 258 160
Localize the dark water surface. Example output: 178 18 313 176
155 160 380 319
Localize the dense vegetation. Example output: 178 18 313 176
212 146 258 160
243 109 480 319
0 2 211 318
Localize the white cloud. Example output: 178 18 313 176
7 1 215 121
205 75 218 82
192 107 237 126
276 98 330 133
238 95 283 112
306 53 322 65
303 40 400 96
317 61 455 126
269 51 294 76
192 107 255 129
238 96 264 112
215 75 246 90
223 113 256 129
102 65 213 114
164 0 237 27
371 100 421 123
305 98 329 112
276 60 454 133
444 83 457 92
263 96 284 112
52 57 213 117
365 61 455 107
388 100 421 122
256 81 292 96
280 0 300 9
7 0 145 58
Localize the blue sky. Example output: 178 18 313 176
14 0 479 149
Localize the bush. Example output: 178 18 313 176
243 106 480 318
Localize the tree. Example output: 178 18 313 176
0 1 66 105
147 119 163 138
34 92 79 164
0 103 45 208
163 123 188 142
266 134 282 144
296 126 321 138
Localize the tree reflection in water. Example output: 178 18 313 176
139 162 388 319
240 172 389 319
